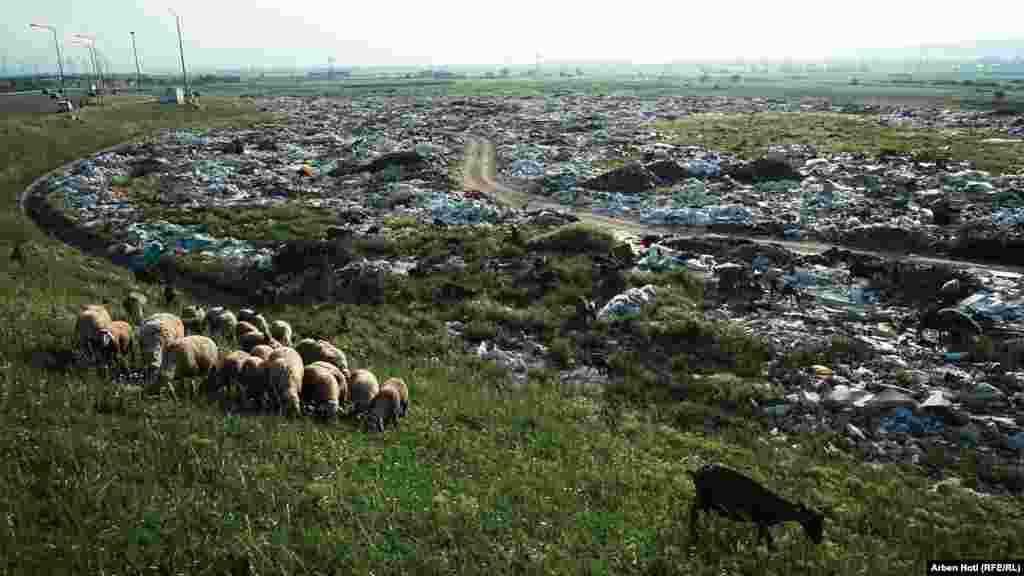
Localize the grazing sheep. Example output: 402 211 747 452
270 320 294 347
181 305 207 336
686 464 828 550
159 335 219 391
207 349 250 400
309 361 349 403
366 386 402 433
295 338 350 378
245 314 270 337
250 344 274 360
349 368 380 416
98 320 135 367
302 363 343 417
239 356 267 408
380 377 409 417
206 308 238 340
76 304 113 362
236 321 259 339
139 313 186 384
238 331 271 353
265 347 305 416
123 291 148 324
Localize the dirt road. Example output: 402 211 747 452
463 136 1024 276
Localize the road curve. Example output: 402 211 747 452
462 136 1024 276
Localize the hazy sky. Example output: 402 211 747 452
4 0 1023 74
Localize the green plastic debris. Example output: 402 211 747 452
110 174 131 186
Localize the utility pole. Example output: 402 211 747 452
130 31 142 91
170 10 189 101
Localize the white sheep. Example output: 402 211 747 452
295 338 350 378
366 386 402 433
265 347 304 416
139 313 185 385
249 344 275 360
302 363 343 417
98 320 135 368
270 320 294 347
159 335 219 389
349 368 380 416
123 292 148 325
380 377 409 417
76 303 113 362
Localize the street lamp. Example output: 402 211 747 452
169 9 189 102
30 23 65 95
130 31 142 92
74 34 104 105
68 40 97 102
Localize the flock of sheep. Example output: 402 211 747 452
74 292 410 433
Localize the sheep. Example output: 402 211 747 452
207 349 250 401
76 303 113 362
239 355 267 409
139 312 186 385
206 308 238 340
181 305 207 336
249 314 271 337
366 386 402 433
295 338 350 378
123 291 148 325
159 335 219 395
250 344 274 360
270 320 294 347
238 331 271 353
97 320 135 368
265 347 304 416
237 308 258 325
309 361 349 403
236 321 260 339
349 368 380 416
686 464 828 550
302 363 343 417
380 377 409 417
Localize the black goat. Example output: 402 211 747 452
686 464 828 550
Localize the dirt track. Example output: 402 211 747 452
463 136 1024 276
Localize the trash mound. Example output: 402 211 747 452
580 162 657 194
525 222 618 255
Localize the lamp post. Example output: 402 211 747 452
73 35 103 106
30 23 65 95
169 9 189 101
69 40 97 105
130 31 142 92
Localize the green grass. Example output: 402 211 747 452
2 86 1024 574
653 112 1024 174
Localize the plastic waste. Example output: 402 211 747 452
685 159 720 178
508 159 545 178
1008 432 1024 452
958 291 1024 323
597 284 657 320
877 407 944 436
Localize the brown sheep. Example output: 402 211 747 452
349 368 380 415
98 320 135 367
302 363 342 417
236 321 259 339
380 377 409 417
207 349 250 400
309 361 349 403
366 386 402 433
239 356 267 409
265 347 304 416
295 338 350 378
250 344 274 360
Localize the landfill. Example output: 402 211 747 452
26 93 1024 494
